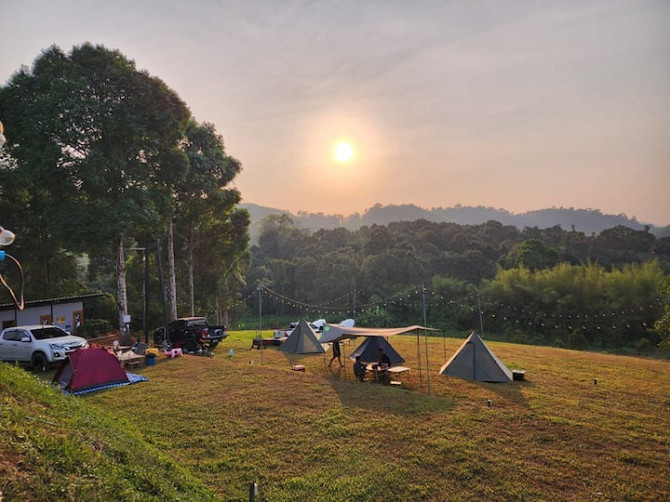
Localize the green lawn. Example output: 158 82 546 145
2 330 669 501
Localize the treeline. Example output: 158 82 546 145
245 214 670 350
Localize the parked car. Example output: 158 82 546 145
0 325 89 371
153 317 227 353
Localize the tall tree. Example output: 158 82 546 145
172 120 246 317
0 44 190 334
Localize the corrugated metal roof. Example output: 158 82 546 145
0 292 107 311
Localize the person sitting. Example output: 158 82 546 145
353 355 366 382
377 348 391 369
377 348 392 384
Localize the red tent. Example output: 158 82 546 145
53 347 130 395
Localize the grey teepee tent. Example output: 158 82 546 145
278 318 326 354
439 331 512 382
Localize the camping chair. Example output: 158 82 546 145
132 342 150 355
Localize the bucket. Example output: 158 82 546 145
145 353 156 366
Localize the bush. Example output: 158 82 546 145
78 318 113 338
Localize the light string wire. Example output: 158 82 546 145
242 285 664 332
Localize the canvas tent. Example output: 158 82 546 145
53 347 146 395
278 318 326 354
439 331 512 382
348 336 405 365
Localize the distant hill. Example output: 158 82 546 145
240 202 665 243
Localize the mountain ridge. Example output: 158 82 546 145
240 202 668 243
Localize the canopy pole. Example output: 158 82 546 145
416 329 423 391
258 287 264 366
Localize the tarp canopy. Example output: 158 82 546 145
319 324 436 344
278 318 327 354
348 336 405 365
439 331 512 383
53 347 147 395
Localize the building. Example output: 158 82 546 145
0 293 104 332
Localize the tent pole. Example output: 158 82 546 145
478 292 484 337
422 285 431 395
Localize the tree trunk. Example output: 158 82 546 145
167 219 178 320
116 237 131 344
187 235 195 317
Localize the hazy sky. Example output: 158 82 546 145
2 1 669 225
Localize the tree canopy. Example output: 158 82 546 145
0 44 249 331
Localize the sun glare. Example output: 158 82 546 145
334 141 354 163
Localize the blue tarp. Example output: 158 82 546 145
67 372 148 396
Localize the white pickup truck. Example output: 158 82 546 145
0 325 89 371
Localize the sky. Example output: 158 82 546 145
1 0 669 225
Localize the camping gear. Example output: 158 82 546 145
53 347 146 395
277 319 326 354
439 331 513 382
348 336 405 365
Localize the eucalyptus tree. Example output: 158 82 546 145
0 44 190 332
172 120 246 317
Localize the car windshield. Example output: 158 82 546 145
186 319 207 327
31 327 68 340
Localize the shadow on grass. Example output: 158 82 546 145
475 377 531 409
324 368 457 416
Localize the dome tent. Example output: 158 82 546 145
53 347 146 395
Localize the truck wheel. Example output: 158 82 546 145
31 352 48 372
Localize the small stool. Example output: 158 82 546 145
164 348 183 358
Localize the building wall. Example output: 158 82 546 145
0 301 84 331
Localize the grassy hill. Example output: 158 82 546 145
2 331 669 501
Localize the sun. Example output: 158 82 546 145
334 141 354 163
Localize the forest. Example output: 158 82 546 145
245 214 670 352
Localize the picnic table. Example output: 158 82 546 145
366 364 410 385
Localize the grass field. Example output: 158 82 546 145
2 330 669 501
